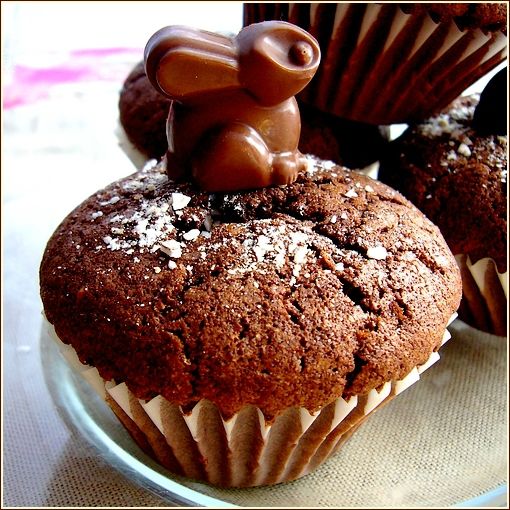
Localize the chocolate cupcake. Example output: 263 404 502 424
41 21 462 489
244 3 507 125
378 71 507 335
41 155 461 487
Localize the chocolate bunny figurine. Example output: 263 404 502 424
144 21 320 192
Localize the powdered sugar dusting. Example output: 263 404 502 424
95 162 329 282
367 245 388 260
94 159 381 281
420 96 477 140
304 154 339 177
419 95 507 181
90 158 454 293
198 219 316 285
98 167 180 252
159 239 182 258
171 192 192 210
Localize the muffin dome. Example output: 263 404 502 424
379 94 507 274
378 93 507 335
40 157 461 420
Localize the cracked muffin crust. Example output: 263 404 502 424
379 95 507 274
40 156 461 421
378 94 507 336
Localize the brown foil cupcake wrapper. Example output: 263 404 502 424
245 3 507 125
45 316 455 487
455 255 507 336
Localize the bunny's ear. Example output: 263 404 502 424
144 26 241 101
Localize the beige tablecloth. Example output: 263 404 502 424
2 3 507 507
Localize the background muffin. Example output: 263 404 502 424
378 77 507 335
244 2 507 125
118 61 171 168
297 101 389 169
40 156 462 487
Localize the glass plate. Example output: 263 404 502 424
40 322 507 507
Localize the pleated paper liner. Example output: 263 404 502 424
44 313 457 487
244 3 507 125
455 255 507 337
115 122 154 170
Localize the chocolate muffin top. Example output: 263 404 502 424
399 3 507 33
118 61 171 160
378 95 507 273
245 3 507 34
40 157 461 420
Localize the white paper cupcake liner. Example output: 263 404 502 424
246 3 507 125
455 255 507 336
44 314 456 487
115 122 153 170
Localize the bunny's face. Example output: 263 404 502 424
236 21 321 106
